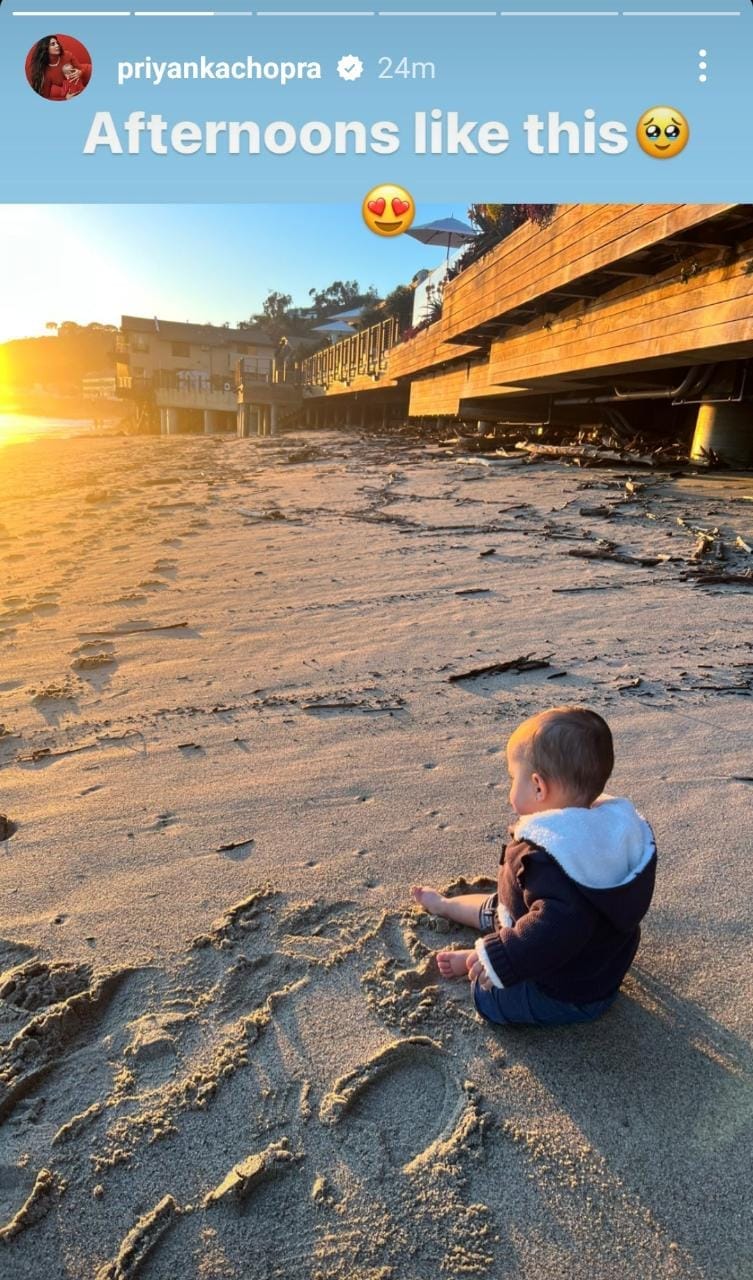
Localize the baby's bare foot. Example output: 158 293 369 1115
411 885 448 917
436 948 473 979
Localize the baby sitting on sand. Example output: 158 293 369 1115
412 706 656 1027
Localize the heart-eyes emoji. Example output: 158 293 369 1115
362 185 415 237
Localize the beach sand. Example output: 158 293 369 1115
0 430 751 1279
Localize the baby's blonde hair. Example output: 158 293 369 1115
509 706 614 806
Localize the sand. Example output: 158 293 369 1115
0 429 751 1279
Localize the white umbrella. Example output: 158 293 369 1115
312 320 359 335
406 216 477 260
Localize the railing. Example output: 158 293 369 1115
299 317 400 389
238 356 300 386
117 371 236 396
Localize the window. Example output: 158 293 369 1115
131 334 150 353
171 341 190 357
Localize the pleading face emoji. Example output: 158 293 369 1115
636 107 689 159
362 185 415 237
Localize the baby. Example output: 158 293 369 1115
412 706 656 1027
61 60 84 96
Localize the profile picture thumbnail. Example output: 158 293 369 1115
25 34 92 101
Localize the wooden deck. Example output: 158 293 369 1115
441 203 740 344
301 203 753 422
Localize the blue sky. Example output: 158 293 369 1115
0 201 472 343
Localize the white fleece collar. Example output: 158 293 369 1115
512 795 655 890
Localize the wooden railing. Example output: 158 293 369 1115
300 317 400 388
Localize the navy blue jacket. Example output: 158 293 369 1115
477 797 657 1004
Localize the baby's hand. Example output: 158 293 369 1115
466 953 492 991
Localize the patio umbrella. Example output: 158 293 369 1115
312 319 359 335
406 215 477 260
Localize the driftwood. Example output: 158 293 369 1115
684 570 753 586
567 545 668 568
217 838 255 853
516 442 657 467
18 745 92 763
448 654 552 683
680 521 728 563
454 588 492 596
685 682 752 693
79 622 190 637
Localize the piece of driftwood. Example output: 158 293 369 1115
690 529 726 562
552 584 618 593
685 683 752 694
542 523 592 542
448 654 552 683
516 443 656 467
567 546 667 567
217 838 255 852
454 588 492 596
79 622 189 637
684 569 753 586
18 745 89 763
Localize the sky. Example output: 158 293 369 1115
0 202 473 343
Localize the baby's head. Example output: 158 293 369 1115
506 706 614 815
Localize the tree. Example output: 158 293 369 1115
308 280 378 321
262 291 293 323
359 284 413 333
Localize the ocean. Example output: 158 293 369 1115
0 413 102 446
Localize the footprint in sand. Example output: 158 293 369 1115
71 652 117 674
151 559 178 579
144 812 179 833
